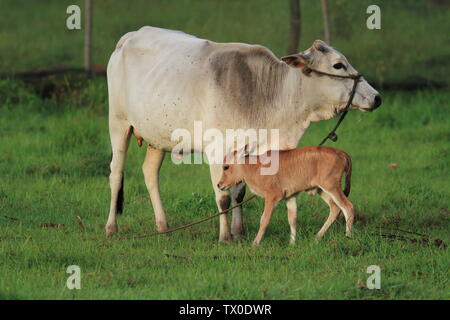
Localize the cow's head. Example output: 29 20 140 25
282 40 381 116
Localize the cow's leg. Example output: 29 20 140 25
286 196 297 245
142 146 168 233
209 164 231 242
105 122 132 236
315 191 341 239
230 183 246 239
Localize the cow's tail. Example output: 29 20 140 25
110 152 125 214
117 175 124 214
343 152 352 197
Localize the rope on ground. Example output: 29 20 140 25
113 195 257 240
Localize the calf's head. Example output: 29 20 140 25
217 152 245 191
282 40 381 115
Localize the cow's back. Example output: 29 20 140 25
107 26 292 152
107 27 215 149
107 26 209 111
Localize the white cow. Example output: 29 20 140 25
105 26 381 241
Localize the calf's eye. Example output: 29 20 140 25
333 63 345 70
223 165 230 171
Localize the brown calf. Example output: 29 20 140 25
217 146 354 245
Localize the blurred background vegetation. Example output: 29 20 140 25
0 0 448 88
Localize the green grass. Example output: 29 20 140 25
0 79 449 299
1 0 449 87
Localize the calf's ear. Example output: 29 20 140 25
281 53 309 68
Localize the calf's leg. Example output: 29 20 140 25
285 196 297 244
321 186 354 237
316 191 341 239
253 197 279 246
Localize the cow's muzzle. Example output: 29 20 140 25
362 95 382 112
372 95 382 110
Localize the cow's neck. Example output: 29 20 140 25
269 69 345 149
238 66 338 150
261 70 313 149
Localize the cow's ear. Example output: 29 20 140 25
225 150 237 164
243 143 257 157
281 54 309 68
313 40 329 53
238 143 255 158
236 145 248 159
240 144 250 158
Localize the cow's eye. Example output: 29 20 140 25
223 165 230 171
333 63 345 70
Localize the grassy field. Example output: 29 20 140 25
1 0 449 87
0 78 448 299
0 0 449 300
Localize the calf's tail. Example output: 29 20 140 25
343 153 352 197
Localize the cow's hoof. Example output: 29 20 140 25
156 221 169 234
232 233 245 242
231 226 245 238
105 223 117 237
218 234 232 243
157 227 169 234
218 240 232 245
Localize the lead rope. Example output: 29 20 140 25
311 70 362 146
107 194 257 240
